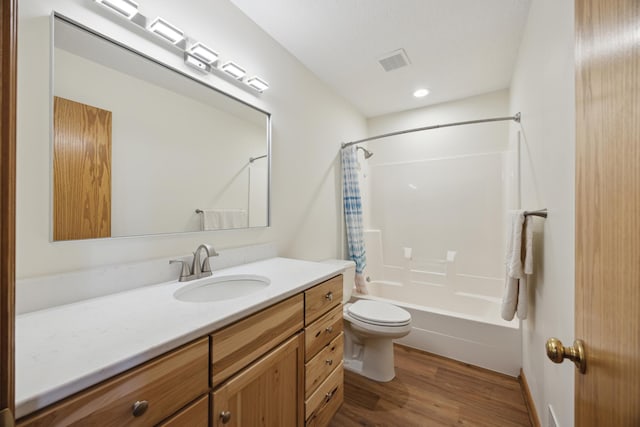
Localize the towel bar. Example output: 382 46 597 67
524 208 547 218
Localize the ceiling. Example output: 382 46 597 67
228 0 531 118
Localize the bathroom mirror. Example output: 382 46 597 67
51 14 270 241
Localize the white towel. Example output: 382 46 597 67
501 211 534 321
201 209 248 230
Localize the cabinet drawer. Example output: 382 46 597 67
304 276 342 325
305 304 343 362
211 294 304 387
158 394 208 427
17 338 209 427
305 333 344 397
305 363 344 426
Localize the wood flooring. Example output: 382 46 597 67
330 345 531 427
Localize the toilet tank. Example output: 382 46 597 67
321 259 356 303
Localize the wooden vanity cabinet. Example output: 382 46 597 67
157 395 209 427
303 275 344 426
16 338 210 427
16 275 345 427
211 333 305 427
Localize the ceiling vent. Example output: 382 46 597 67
378 48 411 72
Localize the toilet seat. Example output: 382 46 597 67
346 300 411 327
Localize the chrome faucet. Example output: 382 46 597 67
170 243 219 282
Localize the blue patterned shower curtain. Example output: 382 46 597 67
341 146 367 292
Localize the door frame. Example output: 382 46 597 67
0 0 17 423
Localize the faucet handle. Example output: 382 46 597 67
201 257 212 275
197 244 218 277
169 259 191 281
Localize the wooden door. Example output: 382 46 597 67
0 0 16 426
575 0 640 424
212 333 304 427
53 96 112 241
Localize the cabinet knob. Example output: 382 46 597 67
325 291 333 302
132 400 148 417
325 326 334 334
220 410 232 424
325 359 333 366
325 386 339 403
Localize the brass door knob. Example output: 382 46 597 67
545 337 586 374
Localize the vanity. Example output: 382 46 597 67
15 257 346 426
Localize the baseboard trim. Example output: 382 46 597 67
518 368 541 427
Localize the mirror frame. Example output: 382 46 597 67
49 12 272 241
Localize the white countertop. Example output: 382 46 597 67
15 257 345 418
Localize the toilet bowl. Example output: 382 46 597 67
322 259 413 382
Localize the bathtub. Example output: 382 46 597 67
353 278 521 376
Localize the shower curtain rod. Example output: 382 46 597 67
341 112 521 148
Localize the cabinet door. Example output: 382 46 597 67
212 333 304 427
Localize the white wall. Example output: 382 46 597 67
509 1 575 426
365 90 513 282
18 0 366 278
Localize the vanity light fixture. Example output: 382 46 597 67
184 54 210 73
95 0 139 19
246 76 269 92
413 88 430 98
188 42 219 65
148 17 184 44
93 3 269 93
221 61 246 80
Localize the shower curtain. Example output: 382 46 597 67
341 146 368 293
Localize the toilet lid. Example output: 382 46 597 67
347 300 411 326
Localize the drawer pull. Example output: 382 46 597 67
220 410 232 424
325 386 339 403
132 400 148 417
325 359 333 366
325 291 333 302
326 326 334 334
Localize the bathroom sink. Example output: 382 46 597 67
174 274 270 302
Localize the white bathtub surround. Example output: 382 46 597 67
501 212 534 321
15 257 345 418
359 229 520 376
16 243 277 314
355 281 521 376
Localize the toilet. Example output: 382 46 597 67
323 260 412 382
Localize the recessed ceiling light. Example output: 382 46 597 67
221 62 246 80
188 42 218 65
148 17 184 44
413 89 430 98
246 76 269 92
95 0 139 19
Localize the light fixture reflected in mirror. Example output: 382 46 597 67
95 0 138 19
